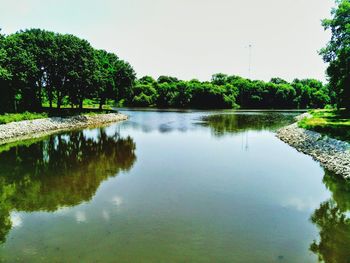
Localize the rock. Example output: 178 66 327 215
0 113 128 146
276 117 350 179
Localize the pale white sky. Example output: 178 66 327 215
0 0 334 82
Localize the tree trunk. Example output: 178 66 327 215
57 92 61 109
37 81 43 111
99 97 105 110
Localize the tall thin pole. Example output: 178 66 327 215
248 44 252 79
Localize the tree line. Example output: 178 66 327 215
125 74 334 109
0 29 336 112
0 28 136 113
0 0 348 113
0 28 338 112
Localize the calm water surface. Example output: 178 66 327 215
0 110 349 263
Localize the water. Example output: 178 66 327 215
0 110 349 263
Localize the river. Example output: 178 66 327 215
0 110 349 263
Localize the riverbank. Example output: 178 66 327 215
277 113 350 179
0 113 128 146
298 109 350 142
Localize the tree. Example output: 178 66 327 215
113 59 136 103
51 33 95 109
156 82 177 107
2 32 40 112
131 83 158 106
93 50 116 109
321 0 350 110
0 29 136 112
13 29 57 110
0 30 13 113
211 73 228 85
139 76 156 85
0 27 334 112
157 75 178 84
65 35 95 109
270 77 288 85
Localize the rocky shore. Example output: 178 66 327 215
277 113 350 179
0 113 128 146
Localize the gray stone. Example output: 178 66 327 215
276 116 350 179
0 113 128 146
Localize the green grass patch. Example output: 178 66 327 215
0 112 49 124
298 109 350 142
0 107 116 125
42 99 115 110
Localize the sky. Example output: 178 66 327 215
0 0 335 82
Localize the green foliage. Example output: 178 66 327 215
132 84 158 106
0 27 334 112
0 111 48 124
126 74 331 109
298 109 350 141
0 107 115 124
321 0 350 110
0 29 136 114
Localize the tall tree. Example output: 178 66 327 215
93 50 117 109
13 29 56 110
64 35 95 109
0 30 13 113
321 0 350 110
2 32 39 112
114 59 136 103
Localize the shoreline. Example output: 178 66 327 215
0 113 128 146
277 113 350 179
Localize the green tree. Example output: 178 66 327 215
93 50 117 109
2 32 39 111
211 73 228 85
270 77 288 85
0 30 13 113
132 83 158 106
156 82 177 107
157 75 179 84
321 0 350 110
14 29 57 110
139 75 156 85
113 59 136 103
51 33 95 109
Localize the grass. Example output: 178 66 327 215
42 99 115 110
298 109 350 142
0 106 116 125
0 112 49 124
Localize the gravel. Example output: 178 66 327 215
0 113 128 145
277 114 350 179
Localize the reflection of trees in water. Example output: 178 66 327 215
310 171 350 263
0 180 14 244
0 129 137 244
200 112 295 136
